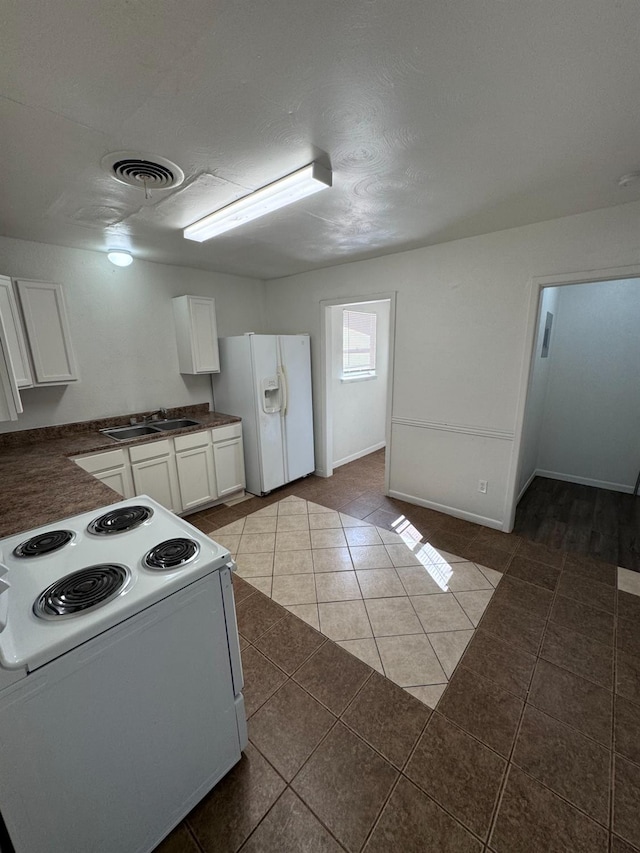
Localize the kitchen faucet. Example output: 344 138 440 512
129 408 169 425
144 408 168 423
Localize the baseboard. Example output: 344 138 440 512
535 469 635 495
314 468 330 478
334 441 386 469
387 489 504 531
223 491 251 506
516 470 538 503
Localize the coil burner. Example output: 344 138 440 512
87 506 153 536
143 538 200 570
13 530 75 558
34 564 130 620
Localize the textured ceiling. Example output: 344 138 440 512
1 0 639 280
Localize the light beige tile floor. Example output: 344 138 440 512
215 495 504 707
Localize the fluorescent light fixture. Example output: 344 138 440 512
107 250 133 267
184 162 332 242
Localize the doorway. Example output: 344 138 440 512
508 272 640 567
319 294 396 488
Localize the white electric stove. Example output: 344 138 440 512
0 496 247 853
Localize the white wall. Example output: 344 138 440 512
0 236 265 431
264 200 640 529
535 278 640 492
517 286 559 496
330 300 389 467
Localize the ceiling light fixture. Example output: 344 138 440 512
183 162 332 242
107 250 134 267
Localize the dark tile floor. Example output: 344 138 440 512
154 451 640 852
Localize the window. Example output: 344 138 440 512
342 309 377 379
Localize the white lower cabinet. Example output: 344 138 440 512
174 431 217 511
73 423 245 514
212 424 245 498
74 449 134 498
129 440 180 513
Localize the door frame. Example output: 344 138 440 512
503 263 640 532
319 292 397 492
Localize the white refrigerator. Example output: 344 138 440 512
212 334 315 495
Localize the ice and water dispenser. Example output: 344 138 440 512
261 377 282 413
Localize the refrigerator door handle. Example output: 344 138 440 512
280 365 289 417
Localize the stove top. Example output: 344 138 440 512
0 496 231 671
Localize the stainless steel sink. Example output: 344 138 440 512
100 425 162 441
149 418 201 431
101 418 201 441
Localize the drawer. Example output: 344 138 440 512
174 429 211 452
211 422 242 442
74 449 128 474
129 439 171 463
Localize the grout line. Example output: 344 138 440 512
231 787 289 853
308 509 323 636
398 721 500 849
357 771 403 851
609 584 618 848
484 552 621 845
242 733 355 851
401 705 433 772
484 552 565 846
371 634 389 680
184 820 206 853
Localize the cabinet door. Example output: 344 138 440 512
15 280 78 384
173 295 220 374
95 466 135 499
0 317 22 422
176 445 217 510
132 457 180 512
74 449 134 500
212 437 246 497
0 277 33 388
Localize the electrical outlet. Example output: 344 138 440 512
478 480 488 494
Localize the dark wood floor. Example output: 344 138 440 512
514 476 640 571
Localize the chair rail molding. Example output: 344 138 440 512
391 416 514 442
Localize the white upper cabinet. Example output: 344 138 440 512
0 312 23 422
0 277 33 388
172 295 220 374
15 280 79 385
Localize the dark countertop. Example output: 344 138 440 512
0 407 241 538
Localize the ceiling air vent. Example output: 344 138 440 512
101 152 185 191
